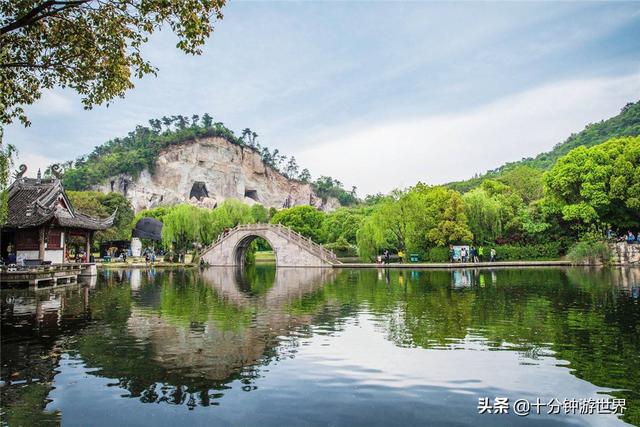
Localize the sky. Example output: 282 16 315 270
6 1 640 195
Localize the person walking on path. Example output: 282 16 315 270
490 248 497 262
449 245 455 263
478 246 484 262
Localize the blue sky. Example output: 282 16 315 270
7 1 640 194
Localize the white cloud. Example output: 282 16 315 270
12 151 58 178
29 90 77 117
294 73 640 195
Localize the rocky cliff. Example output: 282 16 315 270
94 136 340 213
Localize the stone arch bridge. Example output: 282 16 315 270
201 223 341 267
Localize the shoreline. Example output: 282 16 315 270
335 260 573 269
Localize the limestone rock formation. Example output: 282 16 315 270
94 136 340 213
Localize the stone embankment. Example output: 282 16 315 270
610 242 640 266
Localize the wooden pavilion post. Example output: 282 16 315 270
85 231 92 261
38 226 46 260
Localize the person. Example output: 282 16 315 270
80 251 87 263
449 245 455 263
471 246 478 263
460 247 467 263
490 248 496 262
398 250 405 263
478 246 484 262
627 231 635 244
144 252 150 265
151 252 156 264
384 249 390 265
637 232 640 243
376 255 382 265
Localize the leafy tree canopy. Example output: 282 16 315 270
270 205 326 243
66 190 134 245
0 0 226 126
542 136 640 231
357 184 473 259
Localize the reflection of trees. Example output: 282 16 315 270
5 267 637 423
294 267 640 425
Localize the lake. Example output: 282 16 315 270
1 266 639 426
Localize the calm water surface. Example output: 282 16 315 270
1 266 639 426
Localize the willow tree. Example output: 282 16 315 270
1 0 227 126
463 188 503 244
356 184 473 259
161 205 206 252
203 199 255 242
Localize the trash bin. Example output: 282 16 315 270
410 253 419 263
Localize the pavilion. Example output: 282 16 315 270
1 165 115 266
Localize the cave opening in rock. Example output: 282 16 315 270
244 189 259 202
190 181 209 200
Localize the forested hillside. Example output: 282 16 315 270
447 100 640 193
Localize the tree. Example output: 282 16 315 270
161 204 205 252
543 136 640 231
355 185 472 259
66 190 134 247
0 142 16 224
463 188 502 244
1 0 227 126
285 156 299 179
270 205 326 242
202 113 213 128
299 168 311 183
250 204 269 223
498 165 544 205
322 208 367 245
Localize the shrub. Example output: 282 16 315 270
567 239 612 265
324 238 358 257
491 243 563 261
424 247 450 262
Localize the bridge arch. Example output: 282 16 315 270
201 224 339 268
233 233 276 268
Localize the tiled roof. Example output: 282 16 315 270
3 177 115 230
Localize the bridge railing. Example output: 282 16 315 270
203 223 340 264
271 223 339 263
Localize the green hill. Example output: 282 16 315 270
446 100 640 193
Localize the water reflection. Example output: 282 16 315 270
1 266 639 426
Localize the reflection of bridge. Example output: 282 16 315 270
201 223 341 267
125 267 336 382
